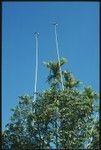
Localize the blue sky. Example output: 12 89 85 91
2 2 99 129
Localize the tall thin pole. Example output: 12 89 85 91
53 23 64 90
33 32 39 101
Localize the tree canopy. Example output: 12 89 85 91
2 58 99 149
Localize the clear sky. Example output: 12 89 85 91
2 2 99 130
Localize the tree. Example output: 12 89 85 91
2 58 99 149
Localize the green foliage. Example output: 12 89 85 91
87 120 99 149
62 70 80 88
43 57 67 87
2 58 99 149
